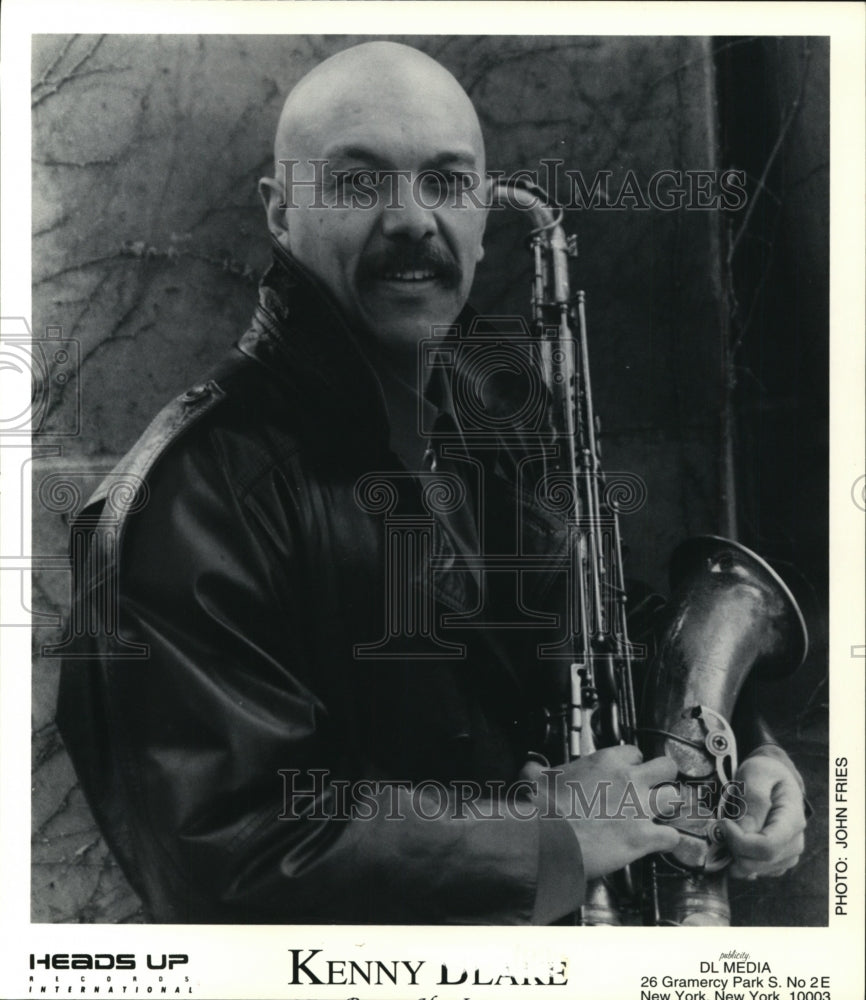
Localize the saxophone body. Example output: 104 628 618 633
497 180 809 925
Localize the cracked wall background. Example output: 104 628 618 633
30 34 828 924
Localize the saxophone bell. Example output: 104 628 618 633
641 535 808 874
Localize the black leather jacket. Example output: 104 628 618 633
57 246 595 924
57 245 790 924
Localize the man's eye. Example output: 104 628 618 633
443 171 471 188
435 171 475 191
428 171 479 201
347 171 374 190
332 170 376 194
417 171 464 199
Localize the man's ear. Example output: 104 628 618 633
258 177 291 250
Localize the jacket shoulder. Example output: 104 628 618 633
79 347 288 526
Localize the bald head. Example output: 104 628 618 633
273 41 485 173
259 41 489 352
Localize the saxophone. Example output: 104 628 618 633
497 179 809 925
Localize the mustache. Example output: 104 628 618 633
357 242 462 286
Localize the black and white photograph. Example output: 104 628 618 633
2 3 863 999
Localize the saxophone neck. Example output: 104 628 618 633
494 180 574 308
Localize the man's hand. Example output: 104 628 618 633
523 746 682 880
721 753 807 879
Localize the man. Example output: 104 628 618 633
57 41 807 924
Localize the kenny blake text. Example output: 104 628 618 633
287 950 569 988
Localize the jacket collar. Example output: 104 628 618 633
238 240 494 464
237 239 395 453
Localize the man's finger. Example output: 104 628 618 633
756 779 808 837
643 819 682 856
734 813 762 835
637 754 678 785
648 781 682 819
518 760 545 782
730 851 801 879
720 819 783 861
594 744 643 767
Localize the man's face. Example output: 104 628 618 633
276 72 488 351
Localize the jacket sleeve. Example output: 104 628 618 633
63 425 584 925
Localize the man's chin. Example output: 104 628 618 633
366 315 447 349
357 289 463 346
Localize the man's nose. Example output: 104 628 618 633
380 173 437 242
